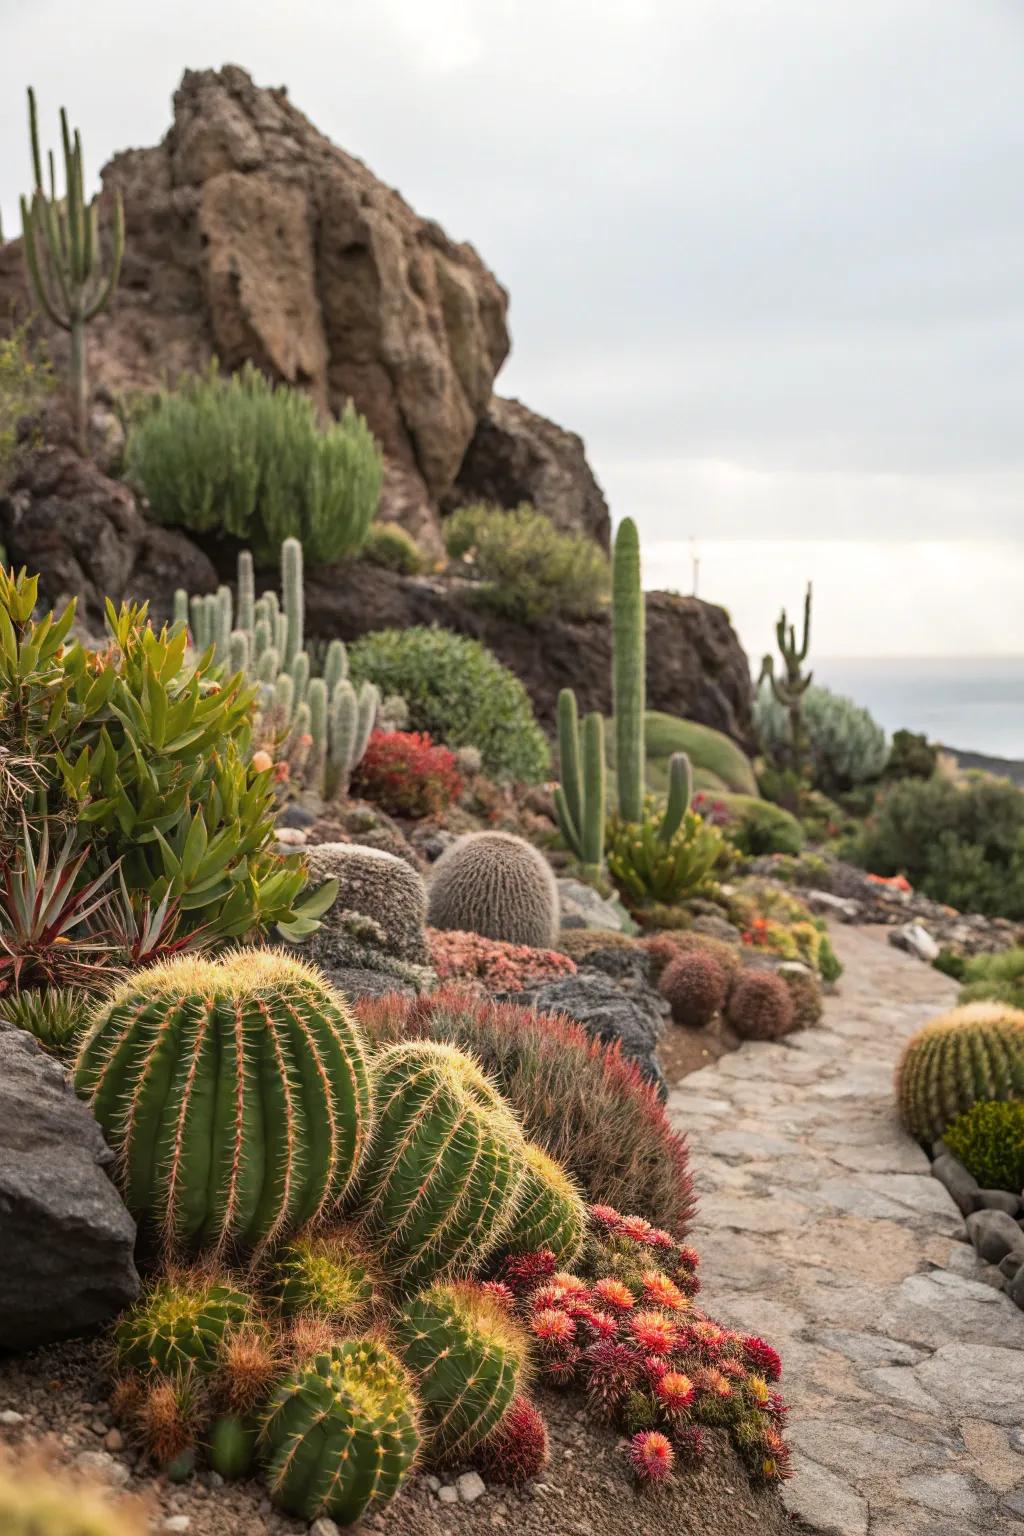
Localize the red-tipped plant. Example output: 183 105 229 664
474 1395 550 1487
0 816 119 990
629 1430 674 1484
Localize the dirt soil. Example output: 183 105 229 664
657 1013 744 1089
0 1335 801 1536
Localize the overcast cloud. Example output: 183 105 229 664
1 0 1022 649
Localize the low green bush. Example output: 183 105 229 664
853 775 1024 918
708 792 805 856
348 626 550 783
944 1099 1024 1192
444 502 609 622
125 361 381 564
885 729 938 781
958 947 1024 1009
360 523 425 575
0 320 53 492
643 712 758 796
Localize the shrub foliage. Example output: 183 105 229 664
444 502 609 622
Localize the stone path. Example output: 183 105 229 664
667 923 1024 1536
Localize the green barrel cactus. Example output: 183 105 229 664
495 1142 587 1266
260 1340 420 1524
351 1040 525 1290
395 1281 527 1462
272 1229 378 1328
426 830 560 948
207 1414 259 1480
74 951 372 1254
114 1274 252 1377
896 1001 1024 1145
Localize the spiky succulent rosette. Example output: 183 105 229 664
394 1281 527 1464
495 1143 588 1267
351 1041 525 1291
75 951 372 1254
629 1430 674 1484
260 1338 420 1524
474 1394 550 1487
271 1228 378 1328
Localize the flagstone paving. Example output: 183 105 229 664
667 923 1024 1536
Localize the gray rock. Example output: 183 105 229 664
277 802 318 830
437 1485 459 1505
998 1250 1023 1280
0 1027 139 1350
456 1471 486 1504
320 966 418 1003
975 1188 1021 1216
557 879 628 933
889 922 940 963
803 888 861 922
931 1153 981 1217
507 970 666 1096
932 1138 950 1159
965 1208 1024 1265
782 1457 868 1535
1008 1264 1024 1309
912 1342 1024 1424
74 1450 130 1487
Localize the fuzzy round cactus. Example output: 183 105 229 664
271 1228 378 1328
351 1040 525 1290
495 1143 587 1267
394 1281 527 1462
474 1394 550 1487
726 970 796 1041
304 843 429 963
114 1273 253 1377
74 951 372 1253
659 951 728 1028
260 1339 420 1524
896 1002 1024 1146
427 831 560 948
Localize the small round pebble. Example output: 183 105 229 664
104 1428 124 1452
457 1472 486 1504
163 1518 192 1534
438 1486 459 1505
0 1411 25 1427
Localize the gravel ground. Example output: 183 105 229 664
0 1335 800 1536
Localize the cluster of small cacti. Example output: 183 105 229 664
426 927 577 992
174 541 382 802
427 830 561 949
897 1001 1024 1145
496 1204 791 1488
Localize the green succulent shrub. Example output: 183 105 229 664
944 1098 1024 1192
0 985 94 1058
348 626 550 783
260 1339 420 1524
125 362 381 564
755 681 889 793
852 774 1024 918
444 502 609 622
701 792 805 857
958 947 1024 1009
641 711 758 797
885 729 938 782
896 1002 1024 1145
359 522 425 574
0 319 54 493
606 798 723 909
355 988 697 1237
75 950 372 1254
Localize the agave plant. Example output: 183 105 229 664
0 816 119 991
106 870 217 967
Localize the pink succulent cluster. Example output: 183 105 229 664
498 1207 791 1488
426 928 577 992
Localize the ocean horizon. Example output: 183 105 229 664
806 656 1024 762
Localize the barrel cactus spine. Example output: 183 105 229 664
351 1040 526 1291
395 1281 527 1462
74 950 372 1254
426 830 560 949
260 1339 421 1524
896 1002 1024 1146
271 1228 379 1328
496 1143 588 1268
113 1271 254 1377
554 688 606 872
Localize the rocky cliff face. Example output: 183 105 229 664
0 65 606 554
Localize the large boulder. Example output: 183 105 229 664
446 396 611 549
0 1025 139 1351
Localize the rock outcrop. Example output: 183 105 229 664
0 1024 139 1350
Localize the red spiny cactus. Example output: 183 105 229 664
659 951 728 1028
474 1395 550 1487
629 1430 674 1483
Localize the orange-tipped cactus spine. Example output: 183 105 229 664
74 951 371 1253
896 1001 1024 1144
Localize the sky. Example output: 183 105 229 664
1 0 1023 657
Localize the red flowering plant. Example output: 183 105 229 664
351 730 462 818
426 928 576 992
496 1205 791 1489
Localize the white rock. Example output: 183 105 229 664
890 922 940 963
309 1520 341 1536
0 1410 25 1427
457 1472 486 1504
437 1485 459 1505
75 1450 130 1487
162 1519 192 1534
275 826 308 846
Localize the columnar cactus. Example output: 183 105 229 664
496 1143 587 1267
280 536 304 669
395 1282 527 1461
260 1340 420 1524
272 1229 378 1328
74 951 372 1253
612 518 645 824
352 1040 525 1290
554 689 606 872
427 831 560 949
113 1273 253 1377
896 1002 1024 1145
758 583 813 774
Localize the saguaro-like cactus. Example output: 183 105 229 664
612 518 646 824
74 951 372 1253
395 1281 526 1462
20 87 124 453
260 1340 420 1525
554 688 606 872
759 582 813 773
351 1040 525 1291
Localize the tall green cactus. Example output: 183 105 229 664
612 518 645 823
759 582 813 774
74 950 371 1254
281 536 304 669
19 88 124 454
395 1282 526 1462
351 1040 525 1292
260 1340 420 1525
554 689 606 871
